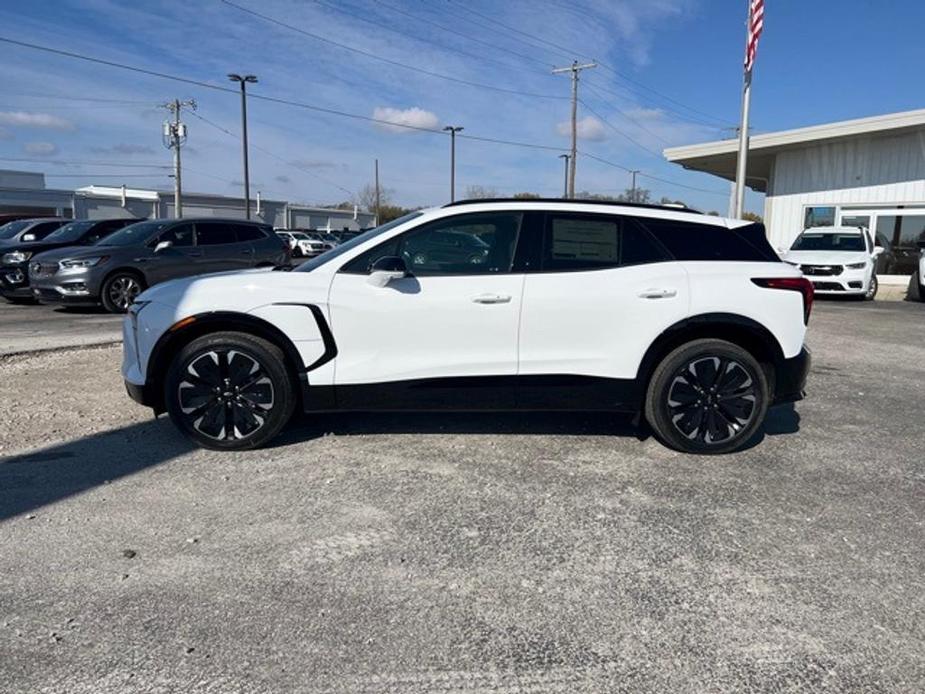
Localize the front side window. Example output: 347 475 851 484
158 223 194 247
195 222 237 246
341 212 521 276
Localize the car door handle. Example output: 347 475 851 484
472 293 512 304
638 288 677 299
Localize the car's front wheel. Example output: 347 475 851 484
863 274 878 301
645 339 769 455
164 332 296 450
101 271 145 313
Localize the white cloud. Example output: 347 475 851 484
0 111 75 131
557 115 607 142
372 106 440 133
0 127 11 140
23 141 59 156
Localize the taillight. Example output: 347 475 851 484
751 277 814 325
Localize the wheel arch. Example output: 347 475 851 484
635 313 786 401
145 311 307 414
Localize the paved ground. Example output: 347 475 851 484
0 301 923 692
0 301 122 356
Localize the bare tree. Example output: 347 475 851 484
355 183 394 212
463 184 498 200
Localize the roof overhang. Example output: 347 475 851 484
664 108 925 193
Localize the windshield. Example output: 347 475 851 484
45 220 97 243
291 232 310 240
791 232 866 252
295 211 424 272
96 220 170 247
0 220 32 240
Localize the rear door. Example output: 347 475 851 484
236 223 279 265
194 221 253 273
517 212 689 405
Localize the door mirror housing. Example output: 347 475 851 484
367 255 407 287
154 240 173 253
872 245 885 257
22 233 35 242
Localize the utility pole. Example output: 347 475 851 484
228 73 257 219
552 60 596 198
374 158 381 225
161 98 196 218
558 154 570 198
630 169 640 202
443 125 464 202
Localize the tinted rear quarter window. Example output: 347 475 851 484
642 218 771 261
235 223 269 241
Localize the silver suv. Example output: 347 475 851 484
29 218 288 313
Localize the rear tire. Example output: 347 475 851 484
644 339 769 455
164 331 296 451
908 273 924 302
101 271 145 313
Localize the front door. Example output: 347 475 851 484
143 223 201 285
328 211 525 408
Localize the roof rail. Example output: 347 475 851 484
442 197 704 214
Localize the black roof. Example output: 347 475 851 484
442 197 703 215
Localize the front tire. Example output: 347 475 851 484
644 339 769 455
863 274 878 301
164 332 296 451
101 271 145 313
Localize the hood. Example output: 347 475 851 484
782 250 871 266
138 267 333 314
29 245 111 263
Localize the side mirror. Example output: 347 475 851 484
154 240 173 253
367 255 407 287
872 246 885 258
22 234 35 242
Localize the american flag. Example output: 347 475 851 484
744 0 765 74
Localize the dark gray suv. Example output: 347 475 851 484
29 218 289 312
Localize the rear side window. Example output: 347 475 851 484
540 213 669 271
196 222 237 245
642 218 772 261
235 224 269 241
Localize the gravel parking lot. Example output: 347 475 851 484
1 300 923 693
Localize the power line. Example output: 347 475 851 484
369 0 552 70
3 91 157 106
577 98 664 159
43 172 168 178
583 83 671 146
219 0 565 100
187 110 356 197
579 151 728 197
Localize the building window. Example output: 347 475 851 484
804 206 836 228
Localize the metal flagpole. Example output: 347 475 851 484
734 0 763 219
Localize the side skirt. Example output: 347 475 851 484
301 375 640 413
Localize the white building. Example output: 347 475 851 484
664 109 925 284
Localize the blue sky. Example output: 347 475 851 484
0 0 922 214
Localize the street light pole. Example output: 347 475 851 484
630 169 640 202
443 125 464 203
558 154 570 198
228 73 257 219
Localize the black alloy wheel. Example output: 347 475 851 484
645 339 769 455
165 332 296 450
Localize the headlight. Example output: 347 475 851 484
60 256 108 269
846 262 867 269
2 250 32 265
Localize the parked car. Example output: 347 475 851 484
29 218 288 313
1 218 139 303
275 230 298 254
0 217 68 246
284 231 327 258
122 199 811 454
317 232 340 248
781 226 882 300
908 237 925 301
0 213 56 226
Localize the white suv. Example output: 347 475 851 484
122 200 812 454
781 226 883 300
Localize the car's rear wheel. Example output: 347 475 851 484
645 339 769 455
908 272 923 302
164 332 296 451
101 271 145 313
